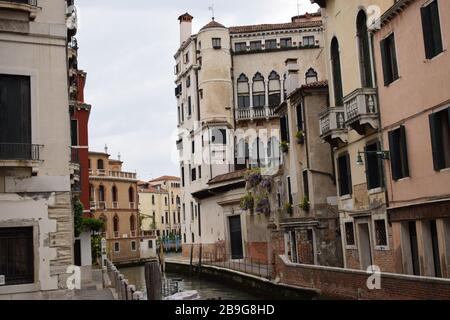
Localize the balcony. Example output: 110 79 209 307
319 107 348 147
112 202 119 209
236 106 277 121
0 143 42 169
344 88 379 135
109 171 137 180
129 202 136 210
0 0 38 20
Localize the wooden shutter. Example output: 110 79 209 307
430 1 443 56
421 5 434 59
399 126 410 178
389 35 399 81
296 104 303 131
389 130 401 180
380 38 390 86
429 112 444 171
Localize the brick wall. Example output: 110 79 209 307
246 242 268 264
276 255 450 300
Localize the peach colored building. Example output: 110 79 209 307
374 0 450 278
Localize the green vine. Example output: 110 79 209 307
74 198 84 238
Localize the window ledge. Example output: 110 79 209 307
340 194 352 201
368 187 384 195
374 245 390 251
345 245 357 250
439 167 450 173
424 49 447 62
394 177 411 183
0 1 39 20
0 159 41 169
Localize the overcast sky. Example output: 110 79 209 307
75 0 319 181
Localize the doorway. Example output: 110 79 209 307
74 239 82 267
357 222 373 270
229 216 244 260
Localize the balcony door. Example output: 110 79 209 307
0 74 31 160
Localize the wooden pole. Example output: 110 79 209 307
145 261 162 301
198 244 203 275
189 244 194 275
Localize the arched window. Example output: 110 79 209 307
305 68 318 84
128 187 134 203
112 186 118 203
176 196 180 205
357 10 373 88
113 215 119 233
268 71 281 106
97 159 104 170
252 73 265 108
331 37 344 106
235 138 248 170
130 215 136 232
89 184 95 201
249 137 266 168
237 74 250 108
98 185 105 202
100 215 107 232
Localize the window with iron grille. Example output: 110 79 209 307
375 220 387 246
345 222 355 246
131 241 137 251
114 242 120 253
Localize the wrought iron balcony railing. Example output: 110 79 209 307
0 143 42 161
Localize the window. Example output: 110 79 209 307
148 240 153 249
130 215 136 232
0 227 34 286
357 10 373 88
188 96 192 116
198 166 202 179
131 241 136 251
365 142 383 190
113 215 119 233
286 176 293 207
128 187 135 203
71 120 78 146
302 170 309 201
112 186 118 203
305 68 318 84
280 115 290 143
177 211 181 224
250 41 262 51
331 37 344 106
165 212 169 224
429 107 450 170
177 106 181 124
114 242 120 253
338 153 352 196
184 52 190 64
374 220 387 246
303 36 315 46
252 73 265 108
237 74 250 109
268 71 281 106
173 212 176 224
165 197 168 206
235 42 246 52
0 74 33 160
97 159 104 170
190 202 194 220
181 103 184 122
212 38 221 49
345 222 355 246
183 203 186 221
175 63 180 75
98 185 105 202
380 33 399 86
152 195 155 205
421 0 443 59
191 140 195 154
280 38 292 48
296 103 303 131
183 233 187 243
161 216 164 224
191 233 195 243
191 167 196 182
389 125 410 180
186 76 191 88
265 39 277 49
181 166 185 187
211 128 227 145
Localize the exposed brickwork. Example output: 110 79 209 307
246 242 268 264
276 255 450 300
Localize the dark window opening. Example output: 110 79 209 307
430 220 442 277
212 38 221 49
357 11 373 88
265 39 277 49
375 219 387 246
338 153 352 196
71 120 78 146
429 107 450 171
421 0 443 59
389 125 410 180
235 42 247 52
331 37 344 106
365 141 384 190
250 41 262 51
345 222 355 246
380 33 399 86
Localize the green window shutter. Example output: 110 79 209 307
389 130 401 181
421 5 434 59
430 1 443 56
429 112 444 171
399 125 410 178
380 38 390 86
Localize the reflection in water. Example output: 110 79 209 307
120 266 259 300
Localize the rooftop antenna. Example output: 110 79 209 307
297 0 301 16
208 4 215 21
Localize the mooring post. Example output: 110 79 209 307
198 244 203 275
145 261 162 301
189 244 194 275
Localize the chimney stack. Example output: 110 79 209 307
285 58 300 96
178 13 194 45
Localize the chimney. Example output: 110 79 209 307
285 58 299 96
178 13 194 45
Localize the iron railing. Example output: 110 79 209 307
203 253 272 280
5 0 37 6
0 143 42 161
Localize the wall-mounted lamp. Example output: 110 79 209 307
356 150 390 166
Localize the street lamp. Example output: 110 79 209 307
356 150 390 166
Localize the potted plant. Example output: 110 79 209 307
281 141 289 153
296 131 305 144
300 197 310 212
284 203 293 215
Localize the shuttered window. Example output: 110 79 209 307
421 0 443 59
345 222 355 246
0 74 31 160
296 103 303 131
380 33 399 86
365 141 384 190
429 107 450 171
389 125 410 180
280 115 290 143
0 227 34 286
71 120 78 146
338 153 352 196
287 176 293 206
331 38 343 106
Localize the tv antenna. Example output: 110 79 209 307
208 4 215 20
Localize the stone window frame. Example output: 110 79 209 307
343 218 357 250
371 214 390 251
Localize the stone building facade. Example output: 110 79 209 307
0 0 75 297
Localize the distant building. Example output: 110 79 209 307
0 0 75 297
89 151 148 265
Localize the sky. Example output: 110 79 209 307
75 0 319 181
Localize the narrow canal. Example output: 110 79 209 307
120 266 259 300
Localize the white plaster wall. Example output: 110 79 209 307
80 231 92 267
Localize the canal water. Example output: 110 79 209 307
120 266 259 300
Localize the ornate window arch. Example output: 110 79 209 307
237 74 250 108
331 37 344 106
305 68 318 84
252 72 265 108
268 71 281 106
